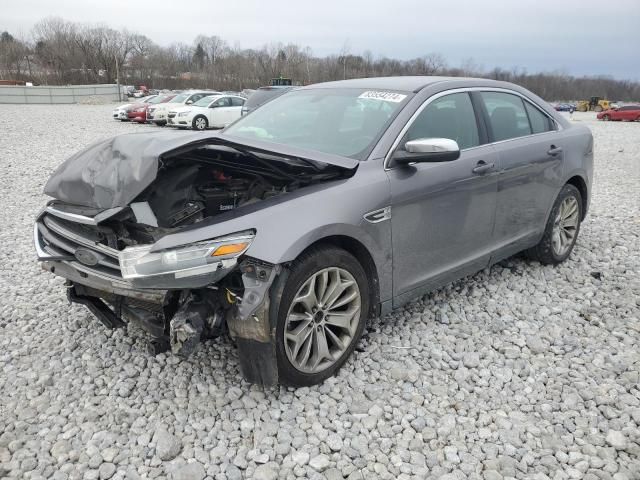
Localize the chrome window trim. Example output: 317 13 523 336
384 86 561 170
45 206 124 225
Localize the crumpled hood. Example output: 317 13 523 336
43 131 358 210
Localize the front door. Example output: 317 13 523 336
208 97 234 127
386 92 499 304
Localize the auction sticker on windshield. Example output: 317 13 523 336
358 91 407 102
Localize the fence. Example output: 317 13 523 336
0 84 120 104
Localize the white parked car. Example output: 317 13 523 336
112 95 157 121
167 94 246 130
147 91 218 126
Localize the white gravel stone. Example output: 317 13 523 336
0 107 638 479
291 450 310 466
605 430 628 450
153 428 181 461
253 463 278 480
309 454 331 472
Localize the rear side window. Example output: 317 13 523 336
231 97 245 107
524 102 554 134
405 92 480 150
480 92 531 141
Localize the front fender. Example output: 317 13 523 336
150 161 393 300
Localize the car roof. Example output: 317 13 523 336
301 76 489 93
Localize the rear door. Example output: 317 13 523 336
229 97 245 124
476 90 564 258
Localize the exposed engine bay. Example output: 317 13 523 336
37 141 352 362
80 144 349 246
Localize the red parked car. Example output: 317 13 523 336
597 105 640 122
127 94 176 123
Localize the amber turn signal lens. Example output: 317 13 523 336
211 243 248 257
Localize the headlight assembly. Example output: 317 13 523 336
178 111 191 117
119 231 254 280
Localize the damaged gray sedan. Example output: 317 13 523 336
35 77 593 386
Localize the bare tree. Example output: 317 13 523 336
2 16 638 100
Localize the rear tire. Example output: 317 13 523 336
275 246 369 386
527 184 583 265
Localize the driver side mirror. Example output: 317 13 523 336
393 138 461 165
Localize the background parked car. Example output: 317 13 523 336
597 105 640 121
112 95 157 121
168 94 245 129
241 86 293 116
554 103 576 112
127 94 176 123
147 90 219 126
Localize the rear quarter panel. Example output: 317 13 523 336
560 123 593 216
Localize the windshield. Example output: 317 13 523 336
225 88 409 159
193 95 217 107
148 95 171 104
169 93 189 103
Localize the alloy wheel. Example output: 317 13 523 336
195 118 206 130
551 196 579 256
284 267 361 373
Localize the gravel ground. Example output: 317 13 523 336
0 106 638 480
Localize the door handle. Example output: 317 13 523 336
472 161 495 175
547 145 563 156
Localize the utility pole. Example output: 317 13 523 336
115 55 121 101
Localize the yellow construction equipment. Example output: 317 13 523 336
576 96 612 112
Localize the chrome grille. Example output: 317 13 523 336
36 213 123 279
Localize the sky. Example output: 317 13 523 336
2 0 639 80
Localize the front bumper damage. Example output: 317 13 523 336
35 211 283 385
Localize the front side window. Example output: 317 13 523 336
215 97 232 107
524 102 554 134
480 92 531 141
404 92 480 150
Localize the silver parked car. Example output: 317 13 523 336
35 77 593 386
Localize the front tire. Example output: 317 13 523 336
193 116 208 130
275 247 369 386
602 114 610 121
527 184 583 265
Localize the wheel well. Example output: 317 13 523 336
299 236 381 318
566 176 588 219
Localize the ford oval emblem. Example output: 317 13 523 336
74 248 101 267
